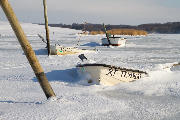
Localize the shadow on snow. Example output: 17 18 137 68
0 100 41 104
34 48 47 55
32 68 81 84
80 42 101 47
22 48 47 56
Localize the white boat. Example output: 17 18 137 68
38 34 95 55
50 45 94 55
101 24 126 47
101 37 126 47
77 63 148 86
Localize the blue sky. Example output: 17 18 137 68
0 0 180 25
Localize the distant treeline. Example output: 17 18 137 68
45 22 180 34
138 22 180 34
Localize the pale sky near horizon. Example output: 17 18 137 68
0 0 180 25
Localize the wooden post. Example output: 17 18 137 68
103 23 111 45
43 0 51 56
0 0 56 99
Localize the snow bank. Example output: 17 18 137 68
0 21 180 120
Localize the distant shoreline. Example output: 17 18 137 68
39 22 180 34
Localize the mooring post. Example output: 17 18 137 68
103 23 111 45
0 0 56 99
43 0 51 56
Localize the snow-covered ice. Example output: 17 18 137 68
0 21 180 120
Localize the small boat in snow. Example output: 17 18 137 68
76 54 148 86
38 34 95 55
77 63 148 86
101 36 126 46
102 23 126 47
50 45 94 55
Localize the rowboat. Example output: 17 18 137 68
77 63 148 86
102 23 126 47
101 37 126 47
50 45 94 55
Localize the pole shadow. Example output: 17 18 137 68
32 68 81 84
0 100 41 104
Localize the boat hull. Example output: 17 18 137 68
101 37 126 47
50 45 94 55
77 64 148 86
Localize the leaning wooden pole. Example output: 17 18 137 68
43 0 51 56
103 23 111 45
0 0 56 99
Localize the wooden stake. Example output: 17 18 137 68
103 23 111 45
0 0 56 99
43 0 51 56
